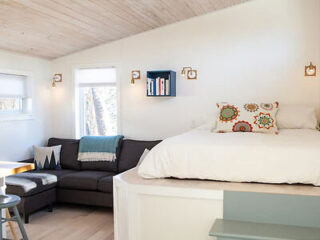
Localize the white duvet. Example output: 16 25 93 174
138 128 320 186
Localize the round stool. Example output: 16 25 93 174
0 194 28 240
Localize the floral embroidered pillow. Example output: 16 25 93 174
215 102 279 134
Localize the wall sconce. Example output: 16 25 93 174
305 62 316 77
52 74 62 88
131 70 141 84
181 67 197 80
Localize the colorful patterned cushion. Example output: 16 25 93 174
215 102 279 134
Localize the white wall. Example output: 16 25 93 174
52 0 320 140
0 49 52 161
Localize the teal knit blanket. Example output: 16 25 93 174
78 135 123 162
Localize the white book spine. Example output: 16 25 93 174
165 79 170 95
156 77 160 95
147 78 151 95
150 79 154 96
161 78 165 95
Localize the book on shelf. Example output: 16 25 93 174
151 79 154 95
155 77 160 95
167 74 171 95
160 78 165 96
147 78 152 95
165 79 170 95
147 76 170 96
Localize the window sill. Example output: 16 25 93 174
0 114 33 122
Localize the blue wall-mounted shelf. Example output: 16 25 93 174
146 70 176 97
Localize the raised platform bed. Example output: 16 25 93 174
113 168 320 240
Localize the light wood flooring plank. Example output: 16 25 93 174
5 204 114 240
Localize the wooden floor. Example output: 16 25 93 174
6 204 114 240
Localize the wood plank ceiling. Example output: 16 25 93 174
0 0 250 59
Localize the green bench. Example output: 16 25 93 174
209 219 320 240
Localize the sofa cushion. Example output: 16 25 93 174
48 138 81 170
59 171 114 191
97 175 114 193
6 172 57 197
118 139 161 173
80 137 123 172
33 169 76 180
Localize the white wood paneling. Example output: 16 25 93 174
113 168 320 240
0 0 250 59
113 171 224 240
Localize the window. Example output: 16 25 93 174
0 72 32 119
75 67 118 137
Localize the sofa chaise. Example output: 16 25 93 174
5 137 161 223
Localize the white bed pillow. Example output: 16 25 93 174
192 111 219 131
195 122 215 131
137 149 150 166
277 105 318 129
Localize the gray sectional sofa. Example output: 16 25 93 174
5 137 161 223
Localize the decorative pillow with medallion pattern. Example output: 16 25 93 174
215 102 279 134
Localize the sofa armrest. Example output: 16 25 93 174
118 140 162 173
19 158 34 163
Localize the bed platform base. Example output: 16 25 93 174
113 168 320 240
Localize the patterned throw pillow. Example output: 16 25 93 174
33 145 62 170
215 102 279 134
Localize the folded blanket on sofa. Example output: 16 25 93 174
78 135 123 162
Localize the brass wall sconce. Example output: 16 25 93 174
52 74 62 88
305 62 316 77
181 67 197 80
131 70 141 84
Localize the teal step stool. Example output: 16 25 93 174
0 195 28 240
210 219 320 240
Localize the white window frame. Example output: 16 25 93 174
73 64 120 138
0 69 33 121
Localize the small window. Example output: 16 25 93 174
0 72 32 119
75 67 118 137
0 98 22 112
